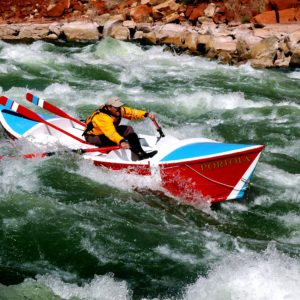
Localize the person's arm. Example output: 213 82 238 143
122 107 156 121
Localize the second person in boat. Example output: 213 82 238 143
83 96 158 160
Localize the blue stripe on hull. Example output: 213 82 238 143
1 109 54 136
160 143 254 162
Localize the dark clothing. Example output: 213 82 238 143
84 125 134 147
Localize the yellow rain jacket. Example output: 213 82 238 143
84 105 147 144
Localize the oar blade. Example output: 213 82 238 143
26 92 85 126
1 95 44 123
0 95 10 107
2 95 87 144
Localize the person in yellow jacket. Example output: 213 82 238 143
83 96 157 160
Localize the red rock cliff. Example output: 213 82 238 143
0 0 299 25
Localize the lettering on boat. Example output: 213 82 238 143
199 155 251 171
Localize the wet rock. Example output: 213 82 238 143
197 34 212 54
184 32 198 52
0 24 20 40
274 50 291 67
250 36 278 67
290 48 300 66
110 24 130 40
18 24 54 41
212 36 237 52
62 21 99 41
288 29 300 51
102 15 125 37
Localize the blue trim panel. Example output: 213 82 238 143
160 142 254 162
32 95 39 105
1 108 55 136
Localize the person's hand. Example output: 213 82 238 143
148 112 155 120
120 141 130 149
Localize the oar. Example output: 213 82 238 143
0 145 121 160
0 96 88 144
152 119 165 139
26 92 85 126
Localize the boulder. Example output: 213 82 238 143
279 8 300 23
234 26 263 48
197 20 217 35
18 24 54 41
204 3 216 18
94 13 111 26
290 48 300 66
236 39 251 62
253 10 277 24
189 3 207 22
274 50 291 67
197 34 212 53
130 4 153 23
103 15 124 37
217 51 232 64
184 32 199 52
212 36 237 52
61 21 99 41
133 30 144 39
288 30 300 50
155 23 187 47
143 31 157 44
163 12 180 23
0 24 20 40
153 0 179 19
123 20 136 29
47 0 70 17
110 25 130 40
250 37 278 67
149 0 166 5
49 22 62 36
136 23 153 33
269 0 299 10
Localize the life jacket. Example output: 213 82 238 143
83 105 121 136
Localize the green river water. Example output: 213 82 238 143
0 38 299 300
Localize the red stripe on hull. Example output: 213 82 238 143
93 160 152 175
159 146 264 203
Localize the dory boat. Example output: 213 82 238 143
0 95 264 203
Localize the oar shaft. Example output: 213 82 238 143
26 93 85 126
0 96 88 144
152 119 165 138
0 146 121 160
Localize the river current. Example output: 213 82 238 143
0 38 299 300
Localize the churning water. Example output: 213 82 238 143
0 38 299 300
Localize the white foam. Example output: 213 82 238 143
184 244 300 300
277 213 300 244
149 91 272 119
0 154 40 195
288 70 300 79
256 163 300 190
35 274 130 300
75 159 163 194
154 245 199 265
